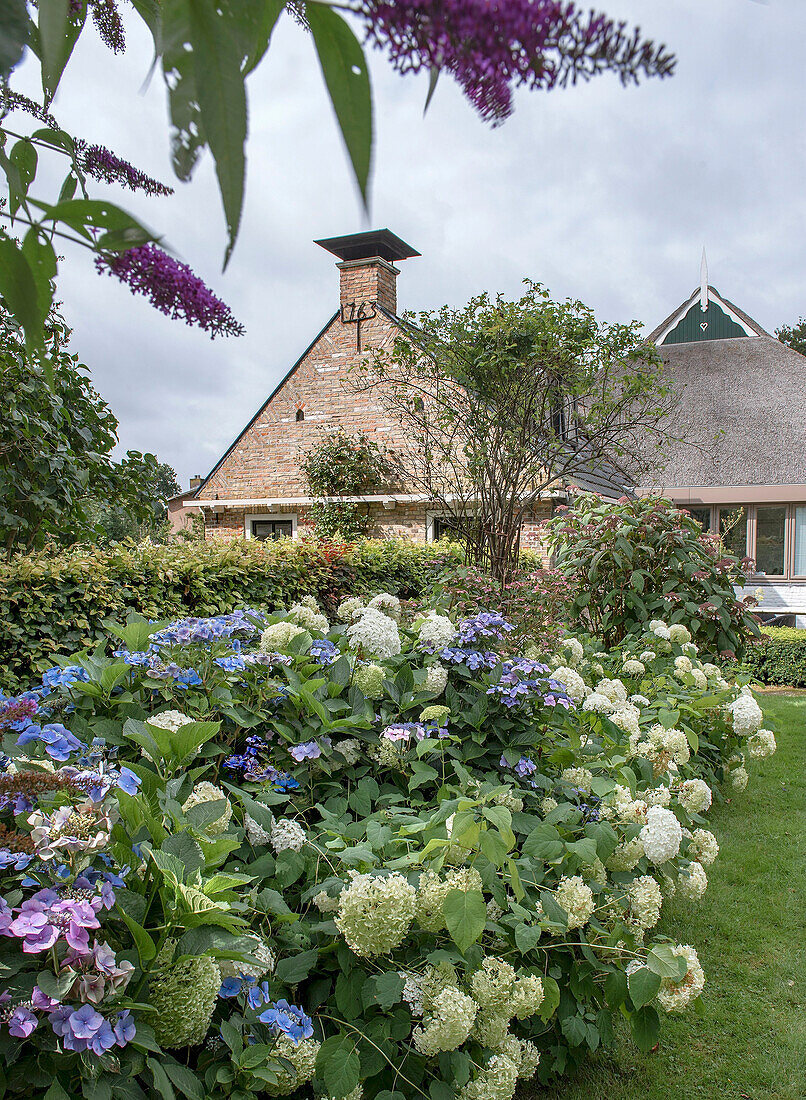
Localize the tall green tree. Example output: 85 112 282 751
0 305 120 553
353 282 678 580
84 451 181 543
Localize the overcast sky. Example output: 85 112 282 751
14 0 806 486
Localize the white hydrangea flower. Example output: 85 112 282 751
346 607 402 659
270 817 306 853
606 838 644 872
688 828 719 866
622 659 646 677
630 693 650 708
681 641 699 655
668 624 692 644
627 874 663 929
691 668 708 690
677 779 712 816
400 970 425 1016
511 974 544 1019
582 691 614 715
336 738 363 765
561 766 593 793
313 890 340 913
425 663 449 695
638 650 656 663
656 945 705 1013
416 867 483 933
413 987 478 1054
596 678 628 705
147 710 193 732
730 766 749 791
218 935 275 980
288 600 329 633
702 661 721 678
747 729 777 759
540 796 558 815
182 782 232 836
678 861 708 901
368 592 401 620
264 1035 320 1095
639 806 683 864
417 611 457 649
649 620 671 641
244 812 273 846
729 692 763 736
555 875 595 930
335 871 416 957
338 596 366 621
352 662 387 699
645 786 672 807
560 637 585 667
610 702 641 738
674 655 693 674
260 621 306 652
551 665 587 703
458 1051 520 1100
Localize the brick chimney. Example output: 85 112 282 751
315 229 420 316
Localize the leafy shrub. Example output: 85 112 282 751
0 595 775 1099
301 430 393 541
544 493 759 659
742 625 806 686
425 562 576 652
0 539 461 692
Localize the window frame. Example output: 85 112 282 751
692 503 806 581
243 513 298 540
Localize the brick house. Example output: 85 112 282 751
181 229 630 548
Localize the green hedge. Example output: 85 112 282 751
742 625 806 687
0 539 462 692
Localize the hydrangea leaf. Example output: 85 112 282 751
627 965 662 1009
316 1033 361 1100
443 887 486 953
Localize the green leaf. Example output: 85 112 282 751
161 1060 205 1100
42 1083 71 1100
658 708 680 729
148 1057 177 1100
566 837 599 864
0 235 43 349
523 823 564 862
539 974 561 1020
118 909 157 966
0 0 29 78
443 888 486 954
316 1033 361 1100
630 1004 660 1052
514 923 542 953
275 948 319 984
162 831 205 874
307 3 373 203
187 0 247 264
604 969 628 1008
647 945 689 981
362 971 404 1010
627 965 661 1009
37 967 76 999
38 0 83 100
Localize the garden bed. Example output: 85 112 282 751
0 597 778 1099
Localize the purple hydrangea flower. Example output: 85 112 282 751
456 611 515 645
16 723 85 762
7 1005 38 1038
309 639 339 666
289 740 322 762
438 647 500 671
112 1010 136 1047
41 666 91 694
95 244 244 338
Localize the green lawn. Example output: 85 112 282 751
530 693 806 1100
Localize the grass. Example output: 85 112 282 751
530 693 806 1100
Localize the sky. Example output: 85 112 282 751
13 0 806 487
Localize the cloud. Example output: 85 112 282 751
12 0 805 484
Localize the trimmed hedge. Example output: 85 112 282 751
0 538 462 691
742 625 806 687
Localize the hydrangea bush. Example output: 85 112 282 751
0 595 774 1098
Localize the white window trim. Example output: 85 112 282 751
244 512 298 539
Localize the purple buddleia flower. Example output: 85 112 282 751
76 141 173 196
360 1 675 124
95 244 245 338
90 0 126 53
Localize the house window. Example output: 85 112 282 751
793 507 806 577
246 515 296 540
687 506 711 532
719 507 748 559
433 516 462 541
296 409 305 422
754 506 786 576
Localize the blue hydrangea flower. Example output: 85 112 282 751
258 999 313 1043
456 611 515 645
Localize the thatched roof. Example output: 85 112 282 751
645 335 806 487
